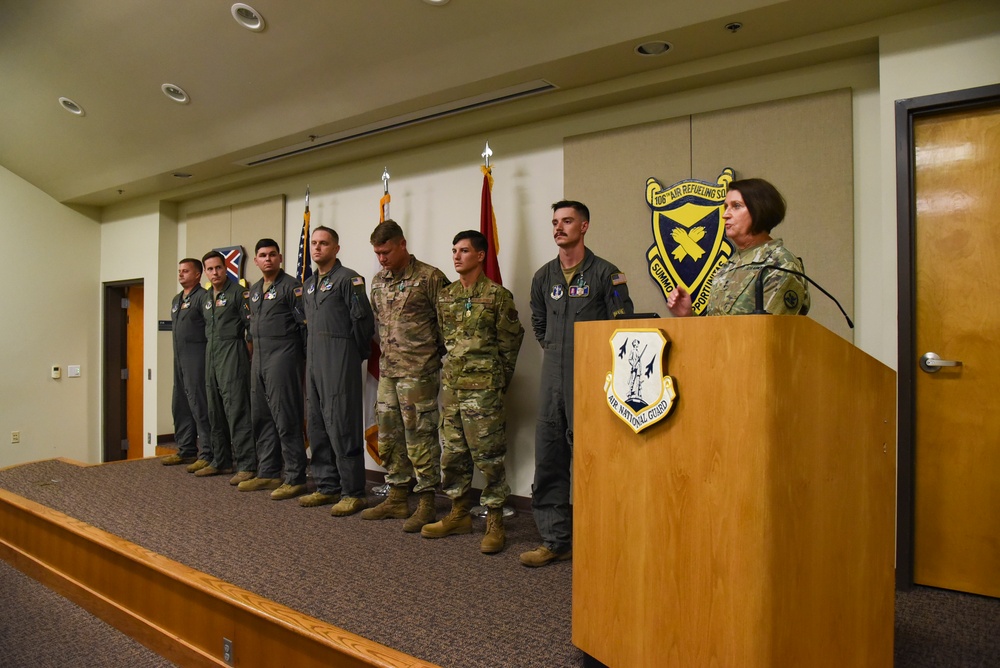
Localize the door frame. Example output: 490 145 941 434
894 82 1000 590
102 279 143 462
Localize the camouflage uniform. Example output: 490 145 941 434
706 238 810 316
245 270 307 485
370 256 448 494
204 279 256 473
437 274 524 508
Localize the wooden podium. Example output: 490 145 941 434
572 316 896 667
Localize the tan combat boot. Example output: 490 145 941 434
359 485 409 520
402 491 437 533
480 507 506 554
420 494 472 538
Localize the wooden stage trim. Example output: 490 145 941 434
0 479 439 668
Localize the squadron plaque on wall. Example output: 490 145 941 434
604 329 677 433
645 168 735 314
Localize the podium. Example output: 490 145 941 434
572 317 896 667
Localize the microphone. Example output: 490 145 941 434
749 264 854 329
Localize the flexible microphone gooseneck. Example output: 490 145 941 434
749 264 854 329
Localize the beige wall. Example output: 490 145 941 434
565 89 855 341
101 200 164 458
157 202 180 436
870 5 1000 368
0 166 101 468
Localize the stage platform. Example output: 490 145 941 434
0 458 580 667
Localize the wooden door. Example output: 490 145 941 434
125 285 144 460
913 104 1000 597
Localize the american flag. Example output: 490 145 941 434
296 186 313 283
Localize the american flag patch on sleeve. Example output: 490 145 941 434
611 273 627 285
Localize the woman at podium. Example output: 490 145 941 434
665 178 810 317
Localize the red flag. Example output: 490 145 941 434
480 165 502 285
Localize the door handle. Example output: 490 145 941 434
920 352 963 373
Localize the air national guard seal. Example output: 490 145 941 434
645 168 735 315
604 329 676 433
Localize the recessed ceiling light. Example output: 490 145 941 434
161 84 190 104
422 0 450 5
725 22 743 33
58 97 85 116
634 41 672 56
231 3 266 31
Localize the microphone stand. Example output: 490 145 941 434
751 264 854 329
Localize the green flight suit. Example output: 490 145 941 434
204 278 256 473
246 271 307 484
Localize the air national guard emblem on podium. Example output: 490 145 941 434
645 168 735 315
604 329 677 433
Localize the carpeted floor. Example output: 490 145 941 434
894 585 1000 667
1 458 998 667
0 458 580 668
0 558 176 667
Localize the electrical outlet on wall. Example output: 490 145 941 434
11 431 20 444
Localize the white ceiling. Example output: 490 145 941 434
0 0 945 208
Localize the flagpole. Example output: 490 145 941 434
371 168 391 497
380 167 391 222
473 141 515 519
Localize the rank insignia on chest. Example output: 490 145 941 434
550 285 564 300
252 292 261 302
307 284 316 295
569 285 590 298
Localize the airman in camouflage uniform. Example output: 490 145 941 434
362 220 449 532
667 178 810 317
420 230 524 554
